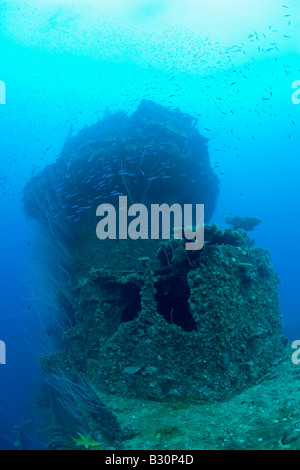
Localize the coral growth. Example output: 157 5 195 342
222 214 262 232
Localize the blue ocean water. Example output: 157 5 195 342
0 0 299 450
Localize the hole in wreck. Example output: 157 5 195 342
120 284 141 323
155 274 197 332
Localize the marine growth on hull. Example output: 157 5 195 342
23 100 284 449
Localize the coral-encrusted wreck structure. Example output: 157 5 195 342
23 101 284 447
